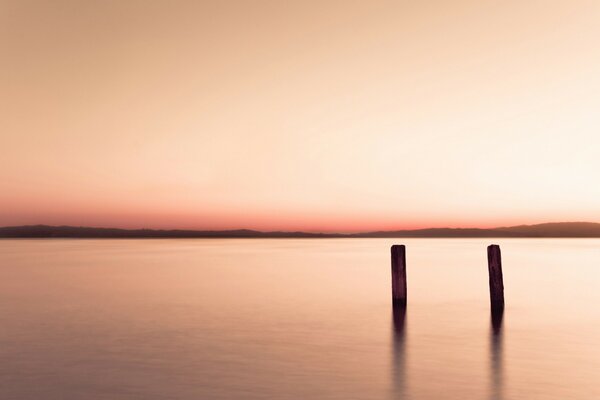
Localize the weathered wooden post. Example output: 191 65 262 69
391 245 407 307
487 244 505 311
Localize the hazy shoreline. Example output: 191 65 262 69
2 222 600 238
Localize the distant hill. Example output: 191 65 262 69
0 225 342 238
1 222 600 238
492 222 600 237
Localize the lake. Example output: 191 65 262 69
0 239 599 399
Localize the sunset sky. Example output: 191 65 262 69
2 1 600 232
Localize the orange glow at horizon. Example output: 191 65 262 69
2 1 600 232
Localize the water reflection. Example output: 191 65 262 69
391 305 407 399
490 309 504 400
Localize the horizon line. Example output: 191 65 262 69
1 221 600 236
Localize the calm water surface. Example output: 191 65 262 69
0 239 599 399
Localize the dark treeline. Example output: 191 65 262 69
2 222 600 238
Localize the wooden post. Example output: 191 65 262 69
391 245 407 307
487 244 505 311
491 307 504 336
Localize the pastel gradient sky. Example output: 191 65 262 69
2 1 600 232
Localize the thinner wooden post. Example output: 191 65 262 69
487 244 505 311
391 245 407 307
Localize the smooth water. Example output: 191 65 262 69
0 239 599 399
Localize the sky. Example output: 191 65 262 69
2 0 600 232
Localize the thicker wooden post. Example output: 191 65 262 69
391 245 407 307
487 244 505 311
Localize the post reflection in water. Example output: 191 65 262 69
391 304 408 399
490 309 504 400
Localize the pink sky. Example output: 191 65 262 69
2 1 600 232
